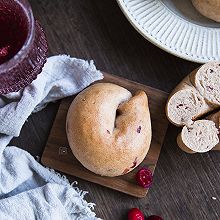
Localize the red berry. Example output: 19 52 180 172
146 215 163 220
136 167 153 188
128 208 144 220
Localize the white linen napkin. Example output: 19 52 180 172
0 55 103 220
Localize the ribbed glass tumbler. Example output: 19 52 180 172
0 0 48 94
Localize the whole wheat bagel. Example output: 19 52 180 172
177 110 220 153
66 83 152 177
192 0 220 22
166 61 220 153
177 120 219 153
166 61 220 127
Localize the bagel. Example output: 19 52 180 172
66 83 152 177
166 62 220 127
177 120 219 153
192 0 220 22
177 110 220 153
166 61 220 153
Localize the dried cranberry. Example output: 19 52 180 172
176 104 183 108
187 127 193 132
136 167 153 188
122 168 130 175
130 157 138 168
137 126 141 133
146 215 163 220
207 86 213 91
128 208 144 220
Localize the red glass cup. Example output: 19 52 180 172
0 0 48 94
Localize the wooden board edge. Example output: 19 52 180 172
41 157 148 198
102 72 168 96
41 73 169 198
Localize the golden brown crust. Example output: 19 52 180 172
66 83 152 177
212 143 220 151
189 68 198 86
192 0 220 22
206 110 220 126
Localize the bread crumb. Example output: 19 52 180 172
212 197 217 200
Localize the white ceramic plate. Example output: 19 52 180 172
117 0 220 63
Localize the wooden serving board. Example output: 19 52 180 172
41 73 169 198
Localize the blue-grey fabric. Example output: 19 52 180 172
0 55 103 220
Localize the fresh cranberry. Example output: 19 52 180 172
128 208 144 220
146 215 163 220
136 167 153 188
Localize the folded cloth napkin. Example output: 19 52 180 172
0 55 103 220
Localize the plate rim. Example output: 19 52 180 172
116 0 220 63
